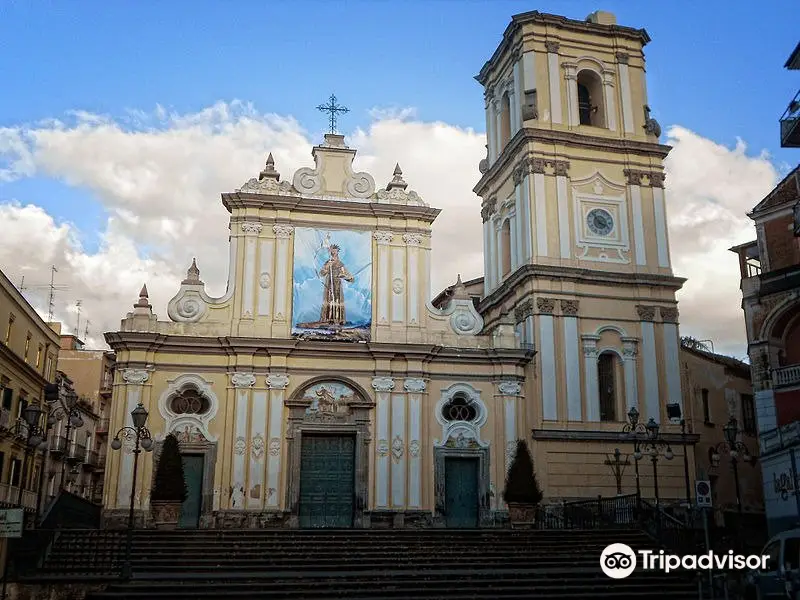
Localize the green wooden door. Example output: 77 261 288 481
299 435 355 528
179 454 204 529
445 457 479 528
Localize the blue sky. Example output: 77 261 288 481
1 0 797 157
0 1 796 356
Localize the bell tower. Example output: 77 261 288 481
474 10 690 499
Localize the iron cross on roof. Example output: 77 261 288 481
317 94 349 134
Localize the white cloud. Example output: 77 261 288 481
664 125 779 358
0 106 779 359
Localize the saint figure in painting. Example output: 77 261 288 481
319 245 354 324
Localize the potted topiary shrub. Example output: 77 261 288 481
150 433 187 530
503 439 543 528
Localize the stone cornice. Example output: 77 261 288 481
104 333 535 366
473 127 672 197
222 193 441 224
475 11 650 85
479 264 686 314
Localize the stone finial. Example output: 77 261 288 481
135 284 150 308
132 284 153 317
452 274 469 300
182 258 203 285
258 153 280 181
386 163 408 191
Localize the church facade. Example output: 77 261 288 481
102 9 697 529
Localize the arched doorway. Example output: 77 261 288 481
284 379 374 528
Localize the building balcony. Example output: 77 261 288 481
95 418 109 436
0 407 11 431
760 263 800 297
775 364 800 389
67 443 87 463
82 450 98 470
49 435 69 454
781 89 800 148
761 421 800 455
0 482 37 510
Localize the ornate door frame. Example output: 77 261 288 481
434 443 491 527
284 378 374 528
150 437 217 528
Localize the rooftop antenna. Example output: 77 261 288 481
83 320 90 342
47 265 58 322
75 300 82 337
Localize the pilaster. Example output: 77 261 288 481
266 373 289 509
372 376 395 508
272 224 293 323
581 336 601 422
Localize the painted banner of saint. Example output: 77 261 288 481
319 245 354 325
291 227 372 341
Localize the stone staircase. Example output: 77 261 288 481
32 528 699 599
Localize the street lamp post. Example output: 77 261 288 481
17 404 48 511
710 417 753 532
639 417 674 507
623 407 648 499
110 403 153 579
50 389 83 490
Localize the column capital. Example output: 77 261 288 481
545 40 560 53
404 378 426 393
373 230 394 245
660 306 679 323
241 221 263 235
636 305 657 322
372 376 395 392
621 337 639 358
497 380 522 396
230 372 256 388
272 224 293 238
514 299 534 323
402 233 423 246
121 369 149 385
581 335 601 358
616 52 630 65
560 299 579 316
266 373 290 390
536 297 556 314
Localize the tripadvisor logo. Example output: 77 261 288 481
600 543 769 579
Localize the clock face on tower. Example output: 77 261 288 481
586 208 614 236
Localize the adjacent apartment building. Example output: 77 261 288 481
0 269 60 512
730 41 800 536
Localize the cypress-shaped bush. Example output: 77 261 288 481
151 433 187 503
503 439 543 504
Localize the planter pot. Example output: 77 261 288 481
507 502 537 528
151 500 182 530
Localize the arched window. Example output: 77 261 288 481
500 91 512 148
500 219 512 276
441 392 479 423
169 387 210 416
597 352 618 421
784 316 800 365
577 70 606 128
